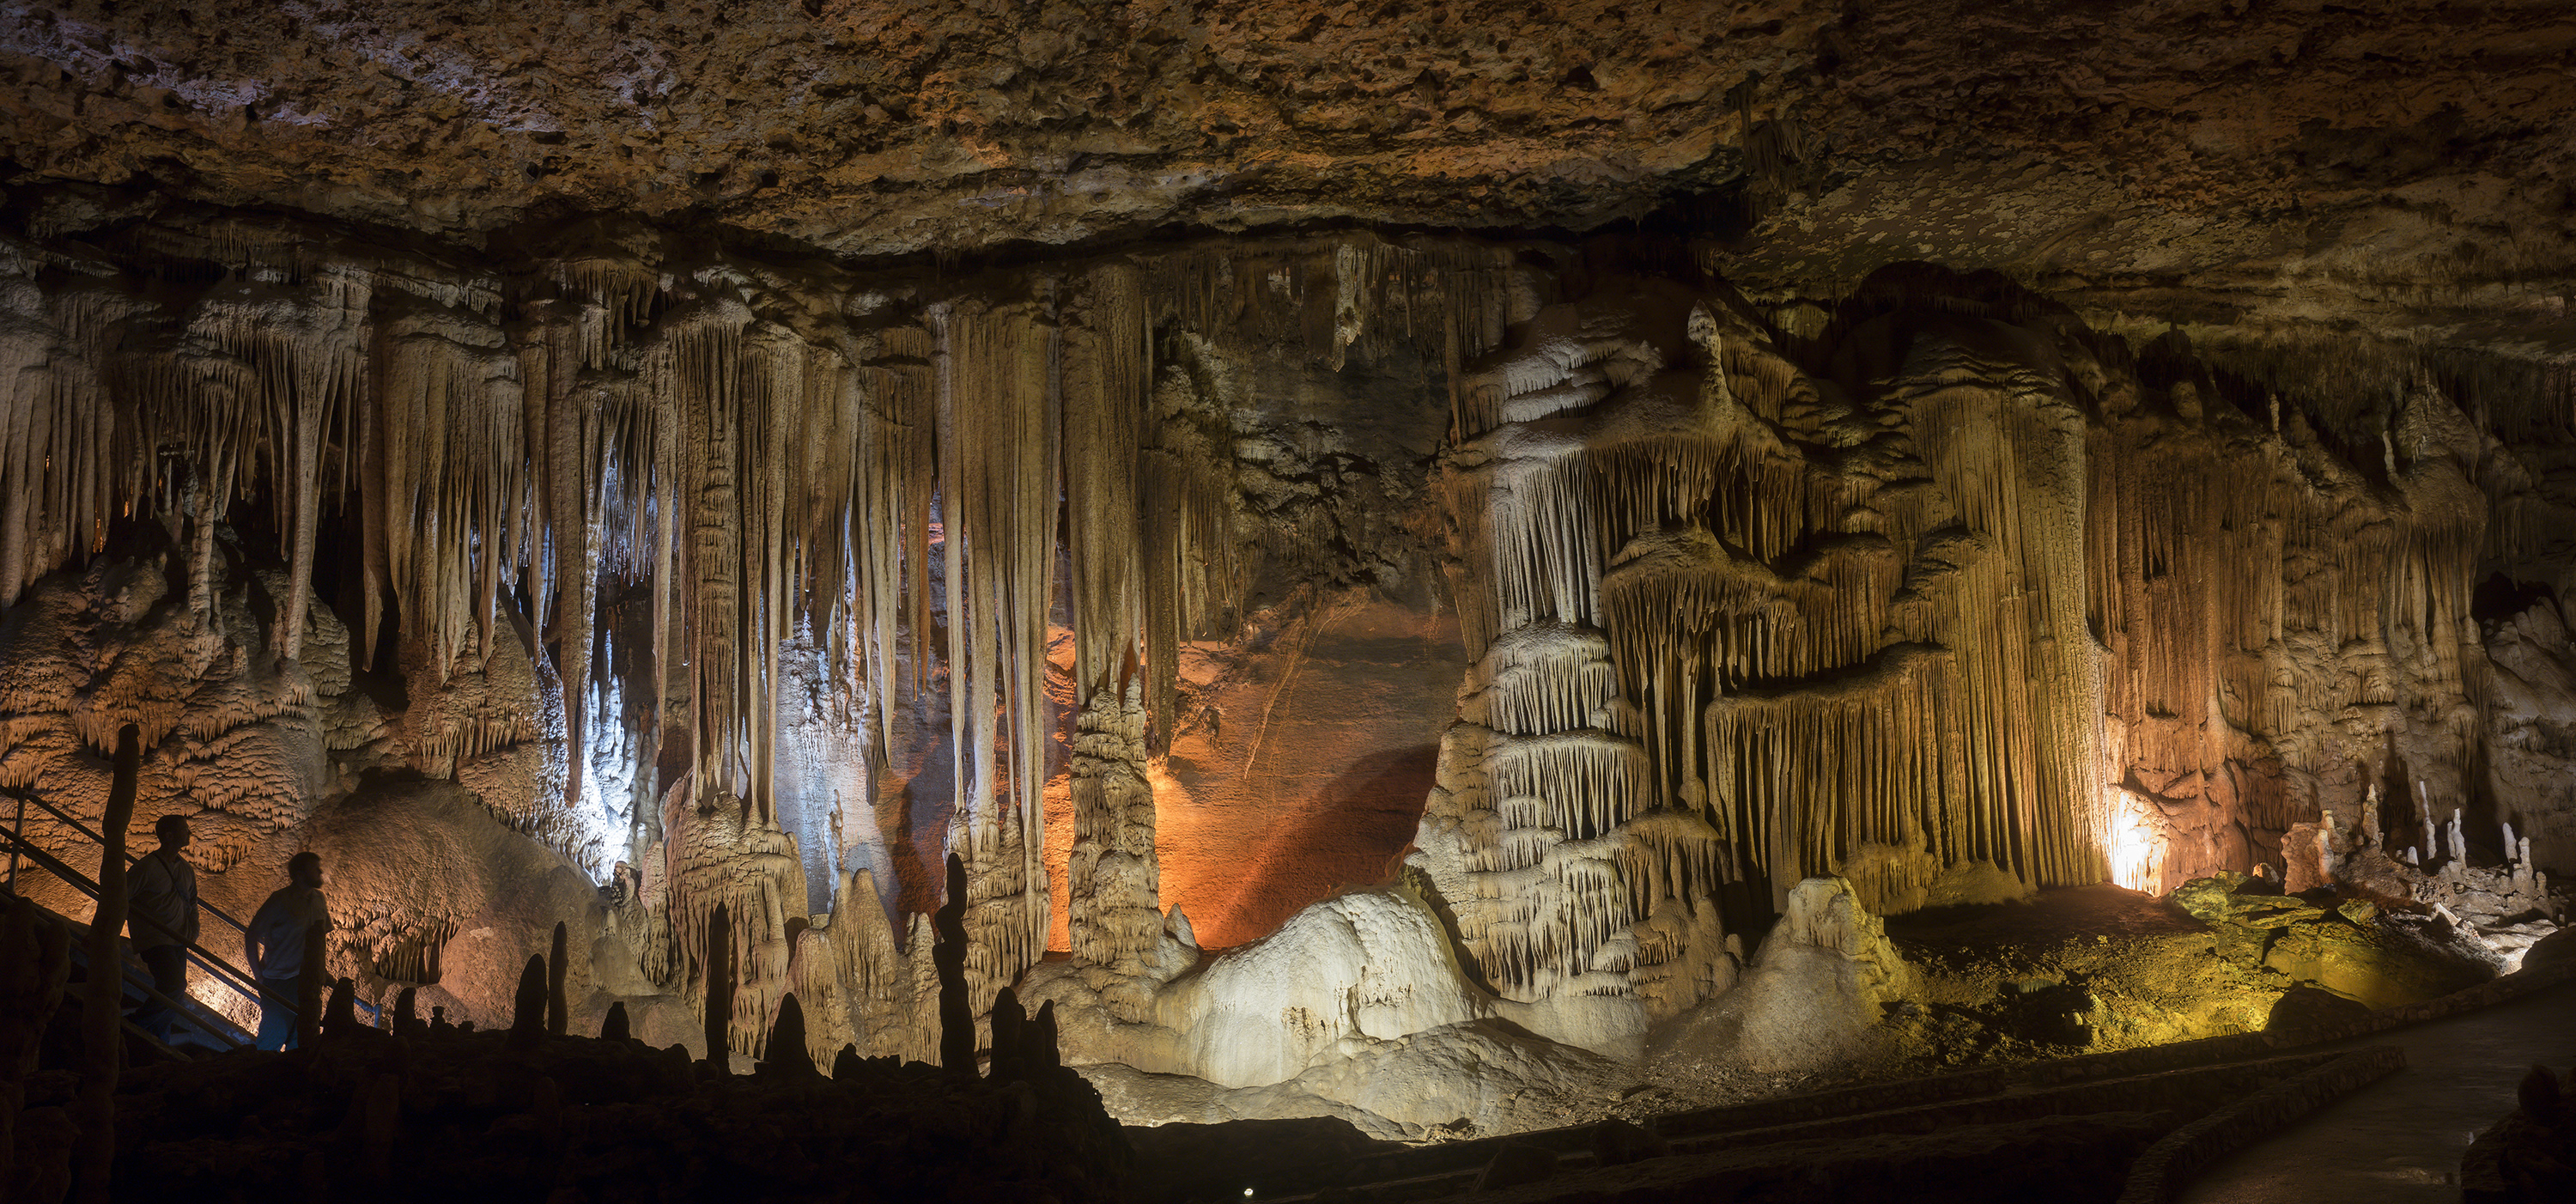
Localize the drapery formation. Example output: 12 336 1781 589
1416 275 2512 1050
0 213 1516 1026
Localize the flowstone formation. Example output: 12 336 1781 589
0 173 2569 1139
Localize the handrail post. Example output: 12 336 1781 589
6 789 23 891
75 724 138 1204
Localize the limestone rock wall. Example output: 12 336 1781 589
0 186 2567 1095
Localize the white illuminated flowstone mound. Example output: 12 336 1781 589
1025 883 1644 1136
1027 886 1481 1087
1649 877 1914 1075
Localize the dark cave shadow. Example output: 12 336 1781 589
1190 742 1438 949
880 727 959 927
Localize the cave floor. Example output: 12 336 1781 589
1878 885 2291 1064
2178 973 2576 1203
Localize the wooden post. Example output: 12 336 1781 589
74 723 141 1204
296 922 325 1052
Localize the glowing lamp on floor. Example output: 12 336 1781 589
2104 788 2167 894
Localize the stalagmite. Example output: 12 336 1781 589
509 955 548 1052
763 994 814 1078
932 296 1058 1002
548 921 569 1037
934 854 974 1080
1066 670 1163 987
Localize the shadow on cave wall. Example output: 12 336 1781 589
1173 742 1437 951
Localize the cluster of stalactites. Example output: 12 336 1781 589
2081 373 2489 842
1859 333 2107 888
1598 524 1905 812
1456 623 1633 737
648 797 805 1055
0 271 374 660
0 227 1511 868
1432 623 1667 1000
1700 645 2020 892
1441 292 2128 939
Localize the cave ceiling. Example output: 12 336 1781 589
3 0 2573 361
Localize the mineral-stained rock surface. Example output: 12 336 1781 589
0 0 2572 1147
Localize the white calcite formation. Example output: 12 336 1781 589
1726 877 1915 1074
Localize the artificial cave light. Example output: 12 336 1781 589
2105 787 2168 895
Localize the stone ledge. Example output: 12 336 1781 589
2112 1046 2409 1204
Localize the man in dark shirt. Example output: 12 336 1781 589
244 851 331 1051
125 814 199 1042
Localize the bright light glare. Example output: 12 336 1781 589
576 630 642 880
2105 788 2166 893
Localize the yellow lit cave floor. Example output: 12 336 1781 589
1137 887 2549 1203
1599 884 2494 1122
1876 885 2488 1073
1865 886 2483 1072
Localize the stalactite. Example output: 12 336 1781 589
1881 330 2105 888
850 324 939 752
1456 623 1631 737
371 309 526 678
1062 265 1149 709
1704 644 1959 889
1139 351 1248 750
931 295 1059 1000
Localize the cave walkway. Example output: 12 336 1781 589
2178 974 2575 1203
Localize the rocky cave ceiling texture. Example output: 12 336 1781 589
1 0 2573 1137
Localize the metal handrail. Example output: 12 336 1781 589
0 826 274 1021
7 788 264 943
0 818 380 1028
57 956 248 1053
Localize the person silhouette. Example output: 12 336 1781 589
125 814 199 1043
243 851 331 1051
